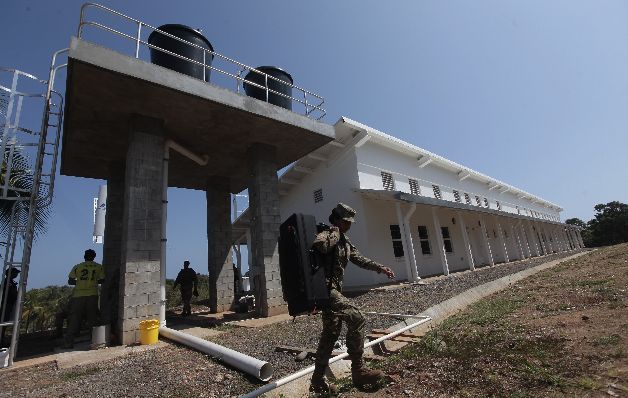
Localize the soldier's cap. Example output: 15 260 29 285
333 203 356 223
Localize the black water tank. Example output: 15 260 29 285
148 24 214 81
243 66 293 110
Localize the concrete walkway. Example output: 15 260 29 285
266 250 590 398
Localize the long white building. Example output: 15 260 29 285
234 117 584 290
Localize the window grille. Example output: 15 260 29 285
464 193 472 205
432 185 442 200
475 195 482 206
418 225 431 255
389 225 404 258
313 188 323 203
441 227 454 253
409 178 420 195
483 198 489 208
453 190 461 202
381 171 395 191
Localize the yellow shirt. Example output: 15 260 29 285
69 261 104 297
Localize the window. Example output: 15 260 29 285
313 188 323 203
453 190 461 202
441 227 453 253
409 178 420 195
464 193 472 205
381 171 395 191
389 225 404 258
418 225 431 255
475 195 482 206
496 201 502 210
432 185 442 199
483 198 489 208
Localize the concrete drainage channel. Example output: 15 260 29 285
258 250 590 398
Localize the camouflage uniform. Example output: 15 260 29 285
312 211 386 374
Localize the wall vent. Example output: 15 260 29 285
313 188 323 203
409 178 420 195
381 171 395 191
432 185 442 200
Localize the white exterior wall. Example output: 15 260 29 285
355 141 561 221
276 119 566 289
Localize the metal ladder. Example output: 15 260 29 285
0 49 67 367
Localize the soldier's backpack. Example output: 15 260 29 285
278 213 331 316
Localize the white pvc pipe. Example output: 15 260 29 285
160 140 209 325
159 326 273 381
240 316 432 398
402 203 419 281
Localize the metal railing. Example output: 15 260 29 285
77 3 326 120
0 48 67 367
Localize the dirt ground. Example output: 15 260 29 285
0 246 624 397
334 244 628 397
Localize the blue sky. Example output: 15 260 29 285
2 0 627 288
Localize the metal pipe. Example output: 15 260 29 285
240 316 431 398
159 326 272 381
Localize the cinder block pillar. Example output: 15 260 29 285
206 176 235 313
118 116 164 345
101 168 124 333
247 143 287 317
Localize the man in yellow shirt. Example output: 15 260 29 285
63 249 104 348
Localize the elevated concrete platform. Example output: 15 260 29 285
62 37 334 192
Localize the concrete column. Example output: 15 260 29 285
565 228 575 250
431 207 449 275
479 216 495 266
543 224 555 253
536 223 548 255
510 223 524 260
456 211 475 271
118 116 165 344
495 219 509 263
247 143 286 317
519 221 532 258
526 221 540 256
396 202 419 282
576 229 585 248
206 176 235 313
101 169 124 333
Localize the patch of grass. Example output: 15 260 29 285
518 359 565 387
575 376 604 390
592 334 621 346
576 278 611 287
61 367 100 381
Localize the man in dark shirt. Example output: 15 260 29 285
173 261 198 316
1 267 20 346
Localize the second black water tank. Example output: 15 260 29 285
148 24 214 82
243 66 293 110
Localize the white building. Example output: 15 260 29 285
234 117 584 290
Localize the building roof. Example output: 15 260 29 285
277 117 563 212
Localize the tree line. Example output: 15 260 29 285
16 275 210 334
565 201 628 247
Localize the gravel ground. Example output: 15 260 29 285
0 250 582 398
207 251 581 382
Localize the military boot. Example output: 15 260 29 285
309 369 338 396
351 360 385 388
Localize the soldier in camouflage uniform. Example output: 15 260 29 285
310 203 395 395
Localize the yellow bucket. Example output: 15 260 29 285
139 319 160 345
